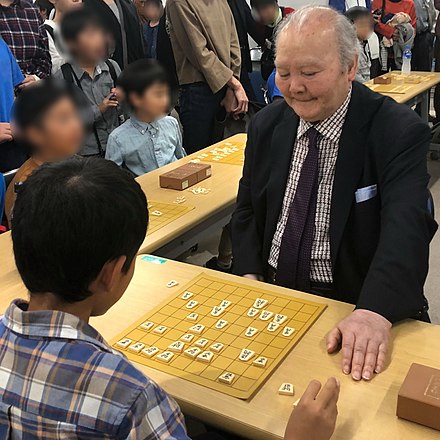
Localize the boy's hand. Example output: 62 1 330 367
0 123 13 143
18 75 39 89
284 378 340 440
99 89 119 114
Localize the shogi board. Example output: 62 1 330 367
112 273 326 399
148 201 194 235
195 140 246 166
367 83 414 94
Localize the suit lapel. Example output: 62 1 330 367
330 84 372 267
266 105 299 246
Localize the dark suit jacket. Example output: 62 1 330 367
83 0 144 70
227 0 264 73
231 81 438 324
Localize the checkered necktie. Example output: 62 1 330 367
276 127 320 291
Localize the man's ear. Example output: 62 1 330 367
347 54 359 82
94 256 127 292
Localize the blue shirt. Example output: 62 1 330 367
106 115 186 176
266 69 283 103
0 38 24 122
0 299 190 439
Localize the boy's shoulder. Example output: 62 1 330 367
108 118 135 140
157 115 180 130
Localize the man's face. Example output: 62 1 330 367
275 25 357 122
255 4 278 25
56 0 82 14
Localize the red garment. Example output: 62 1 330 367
372 0 417 39
282 6 295 16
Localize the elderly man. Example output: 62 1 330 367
232 6 437 382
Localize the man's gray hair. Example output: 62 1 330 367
276 6 360 70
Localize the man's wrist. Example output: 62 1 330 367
227 76 240 90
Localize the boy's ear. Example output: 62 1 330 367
95 256 128 292
128 91 143 109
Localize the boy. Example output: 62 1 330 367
4 80 84 227
250 0 294 80
44 0 82 73
345 6 374 82
0 36 25 173
55 8 121 157
106 59 185 177
0 156 340 439
136 0 163 59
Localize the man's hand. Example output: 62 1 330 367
227 76 249 115
18 75 38 89
243 274 264 281
284 378 340 440
221 88 240 119
0 123 13 144
99 89 119 114
326 309 391 381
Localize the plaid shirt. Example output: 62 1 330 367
0 0 51 78
269 88 352 284
0 300 190 439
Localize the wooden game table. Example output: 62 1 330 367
365 71 440 123
3 250 439 440
135 133 246 258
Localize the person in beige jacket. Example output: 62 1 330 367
167 0 249 153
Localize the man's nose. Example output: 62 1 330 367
288 75 306 94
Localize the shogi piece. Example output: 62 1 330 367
397 363 440 431
404 75 422 84
159 163 212 191
374 75 392 84
279 383 295 396
218 372 235 384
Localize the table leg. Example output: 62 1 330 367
420 91 430 123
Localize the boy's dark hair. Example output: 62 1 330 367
251 0 278 9
344 6 372 23
117 59 173 108
35 0 54 15
12 157 148 303
12 79 74 131
60 8 104 43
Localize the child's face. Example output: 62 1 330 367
132 82 170 120
355 17 373 41
68 25 108 62
26 97 83 160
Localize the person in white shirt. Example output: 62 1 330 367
44 0 81 74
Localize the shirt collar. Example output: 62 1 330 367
2 299 114 354
297 86 352 143
130 115 159 135
71 61 109 80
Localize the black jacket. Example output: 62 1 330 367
83 0 144 69
227 0 264 73
231 82 437 323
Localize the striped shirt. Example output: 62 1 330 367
268 88 352 284
0 0 51 78
0 300 190 439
